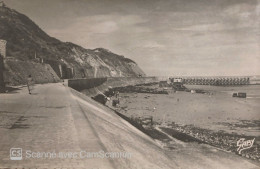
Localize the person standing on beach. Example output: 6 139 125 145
27 75 34 94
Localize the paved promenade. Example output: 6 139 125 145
0 83 258 169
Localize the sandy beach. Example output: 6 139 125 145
105 84 260 162
111 85 260 136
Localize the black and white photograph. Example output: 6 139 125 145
0 0 259 168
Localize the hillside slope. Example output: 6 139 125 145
0 4 145 84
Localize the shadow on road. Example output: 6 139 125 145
1 86 22 94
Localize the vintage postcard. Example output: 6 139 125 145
0 0 259 168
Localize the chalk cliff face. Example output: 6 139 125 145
0 4 145 84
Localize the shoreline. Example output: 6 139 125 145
111 108 260 164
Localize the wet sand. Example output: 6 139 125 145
111 85 260 136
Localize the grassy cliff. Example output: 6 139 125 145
0 4 145 85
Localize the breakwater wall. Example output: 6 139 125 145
182 77 250 85
68 77 107 91
68 77 159 97
168 76 259 85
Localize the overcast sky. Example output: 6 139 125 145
3 0 260 76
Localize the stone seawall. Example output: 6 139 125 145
4 59 60 85
68 78 108 91
68 77 159 97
